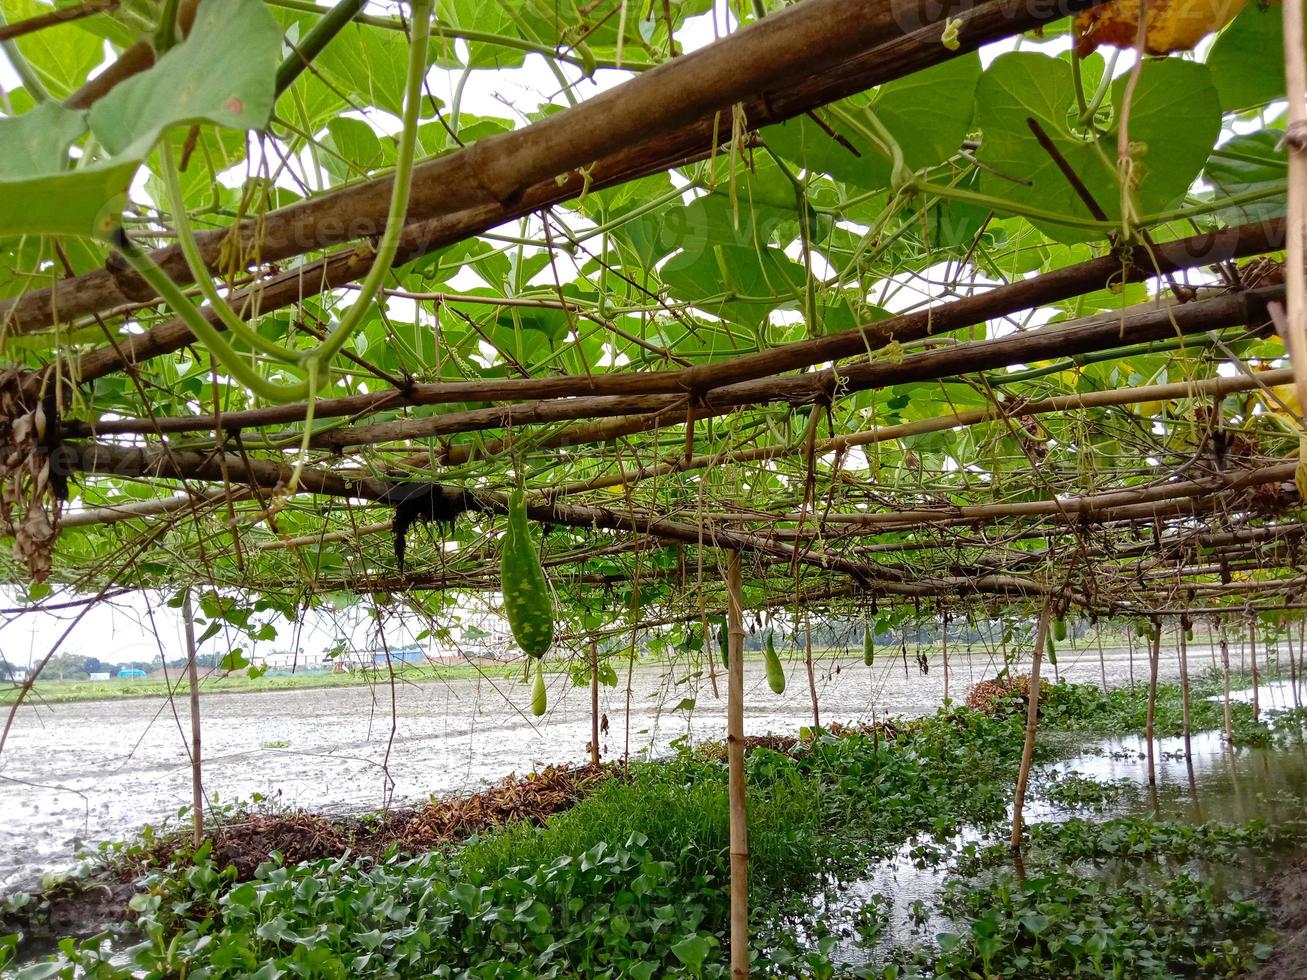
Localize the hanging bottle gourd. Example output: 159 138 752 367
531 659 547 717
764 634 786 694
501 488 555 659
864 625 875 666
1054 617 1067 642
1046 632 1058 666
719 620 730 671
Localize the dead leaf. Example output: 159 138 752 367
1074 0 1250 56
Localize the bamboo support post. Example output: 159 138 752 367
1251 616 1261 722
589 639 601 767
1146 618 1162 788
942 613 950 704
1281 0 1307 417
1178 618 1193 762
804 618 820 728
1289 621 1301 709
182 589 203 850
725 550 750 979
1011 599 1051 852
1127 627 1135 691
1220 620 1233 744
1291 621 1301 716
1097 622 1108 694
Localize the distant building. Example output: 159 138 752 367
370 646 425 667
249 649 317 672
88 671 111 681
117 668 147 679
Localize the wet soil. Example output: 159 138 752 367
1 762 616 946
0 646 1181 889
1251 855 1307 980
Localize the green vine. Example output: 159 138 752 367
110 0 435 405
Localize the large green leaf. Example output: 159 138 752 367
0 102 135 239
1 0 104 98
320 117 390 185
660 241 805 330
0 160 138 239
973 52 1221 244
1205 128 1287 224
876 52 982 175
89 0 279 155
440 0 525 68
761 53 981 190
0 0 281 240
314 20 433 116
1208 3 1295 113
1 101 85 177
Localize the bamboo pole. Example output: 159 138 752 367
1220 620 1233 744
1281 0 1307 418
182 589 203 850
1096 622 1108 694
1146 618 1162 788
943 612 950 704
1291 616 1301 710
1178 619 1193 762
725 550 750 979
1011 600 1051 852
1127 627 1136 692
1290 620 1301 710
589 639 601 767
1251 616 1261 723
804 618 820 729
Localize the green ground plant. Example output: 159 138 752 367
4 678 1304 978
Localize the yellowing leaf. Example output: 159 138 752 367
1265 383 1301 420
1075 0 1250 56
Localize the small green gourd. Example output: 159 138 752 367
1046 634 1057 665
531 659 546 716
764 634 786 694
501 489 555 658
719 621 730 671
864 625 875 666
1054 617 1067 642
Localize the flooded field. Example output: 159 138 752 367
821 680 1307 970
0 645 1189 888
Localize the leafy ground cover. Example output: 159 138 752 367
4 675 1306 978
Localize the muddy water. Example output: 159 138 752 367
0 645 1178 889
824 689 1307 967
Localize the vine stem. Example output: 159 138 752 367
1011 598 1050 851
1115 0 1149 237
113 0 433 405
275 0 368 95
1078 48 1119 130
313 0 432 365
909 177 1286 233
114 240 312 402
160 141 303 365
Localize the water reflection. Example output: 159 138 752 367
823 717 1307 968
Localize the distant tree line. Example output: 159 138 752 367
10 652 229 680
